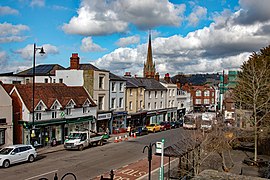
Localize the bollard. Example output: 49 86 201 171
54 173 58 180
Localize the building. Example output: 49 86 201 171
0 82 13 148
9 83 97 146
143 33 155 78
109 73 127 134
183 84 216 112
56 53 111 132
160 73 178 121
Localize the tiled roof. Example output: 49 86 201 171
2 84 14 94
17 64 66 76
13 83 96 112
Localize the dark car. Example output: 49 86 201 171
132 126 149 136
159 121 171 131
170 121 180 128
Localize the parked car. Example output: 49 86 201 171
170 121 180 128
146 123 161 133
0 144 37 168
132 126 149 136
159 121 171 131
178 119 183 127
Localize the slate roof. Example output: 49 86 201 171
172 73 220 85
109 73 126 81
76 64 109 72
17 64 66 76
123 77 166 90
13 83 96 112
0 72 14 76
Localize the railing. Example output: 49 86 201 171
39 172 77 180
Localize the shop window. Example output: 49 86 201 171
0 129 5 145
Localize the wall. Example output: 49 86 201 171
55 70 84 86
0 84 13 147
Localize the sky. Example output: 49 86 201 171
1 0 270 77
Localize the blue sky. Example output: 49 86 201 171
1 0 270 77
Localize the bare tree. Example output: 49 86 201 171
233 45 270 162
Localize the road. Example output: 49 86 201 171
0 128 190 180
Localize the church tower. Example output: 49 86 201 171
143 33 156 78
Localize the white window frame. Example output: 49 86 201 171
196 90 201 96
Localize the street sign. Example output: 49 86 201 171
159 138 165 180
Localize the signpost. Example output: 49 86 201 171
159 138 164 180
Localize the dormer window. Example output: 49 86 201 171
83 99 91 113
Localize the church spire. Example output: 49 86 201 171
143 31 156 78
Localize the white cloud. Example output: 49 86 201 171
0 6 19 16
0 22 29 36
30 0 45 7
0 36 27 43
116 35 140 47
187 6 207 26
62 0 185 36
80 37 106 52
92 3 270 77
0 51 8 67
15 44 59 61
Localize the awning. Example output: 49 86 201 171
19 119 66 127
66 116 94 124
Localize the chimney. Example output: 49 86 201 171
124 72 131 77
164 73 170 83
154 72 160 81
70 53 80 70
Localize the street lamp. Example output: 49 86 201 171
31 43 45 145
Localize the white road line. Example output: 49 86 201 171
24 170 58 180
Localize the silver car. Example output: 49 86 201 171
0 144 37 168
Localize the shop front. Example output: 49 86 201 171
157 109 167 123
177 108 186 120
166 107 177 121
127 111 147 128
111 111 127 134
97 111 112 133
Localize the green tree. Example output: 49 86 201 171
233 45 270 162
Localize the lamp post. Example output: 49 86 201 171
143 142 156 180
31 43 45 145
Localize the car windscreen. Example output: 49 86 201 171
0 148 13 155
68 133 82 139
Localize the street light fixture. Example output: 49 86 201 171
31 43 45 145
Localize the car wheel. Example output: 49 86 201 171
3 160 10 168
79 145 84 151
98 140 103 146
28 155 35 163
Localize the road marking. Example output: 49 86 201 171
24 170 58 180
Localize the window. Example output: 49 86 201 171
155 91 157 98
36 104 42 111
169 89 171 97
119 83 123 91
196 90 201 96
161 91 163 98
204 99 210 104
148 103 151 109
53 79 56 83
25 79 30 84
98 96 104 110
44 78 48 83
119 98 123 108
168 100 171 107
140 88 143 96
83 107 89 113
154 102 157 109
111 98 115 109
212 92 215 96
129 101 132 110
171 100 174 107
149 91 151 98
172 89 175 96
99 76 104 89
204 90 210 96
0 118 6 124
140 100 143 109
59 79 63 83
130 89 133 96
52 111 57 119
160 102 163 108
212 98 215 104
35 113 41 120
112 82 116 92
195 99 201 104
0 129 5 145
66 108 71 115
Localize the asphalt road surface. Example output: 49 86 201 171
0 128 190 180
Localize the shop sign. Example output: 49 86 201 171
98 113 111 120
